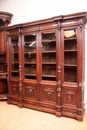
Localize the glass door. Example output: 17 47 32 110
11 36 19 78
41 32 56 81
64 29 77 82
24 34 36 79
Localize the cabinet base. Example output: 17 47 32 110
0 93 8 100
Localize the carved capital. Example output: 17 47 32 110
0 11 13 29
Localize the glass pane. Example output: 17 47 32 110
42 32 56 81
64 29 77 82
11 36 18 52
11 36 19 78
24 34 36 52
24 53 36 62
25 64 36 74
24 34 36 79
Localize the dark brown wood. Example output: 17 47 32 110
0 11 12 100
6 12 87 121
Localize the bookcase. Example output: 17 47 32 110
0 11 12 100
6 12 87 121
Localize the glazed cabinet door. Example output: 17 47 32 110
10 36 19 78
41 31 57 81
39 30 58 113
23 33 37 80
61 27 84 120
7 34 21 105
22 33 39 109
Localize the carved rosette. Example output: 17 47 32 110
25 86 36 98
43 88 54 101
0 11 13 28
12 84 19 95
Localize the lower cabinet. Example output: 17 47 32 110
22 82 57 113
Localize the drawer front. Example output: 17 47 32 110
40 84 57 103
23 83 37 100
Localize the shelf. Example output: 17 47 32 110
64 64 77 67
64 49 77 52
24 62 36 64
64 37 77 40
0 62 7 63
42 62 56 64
24 52 36 54
42 40 56 42
11 62 19 64
11 52 18 53
25 41 36 44
24 74 36 76
0 52 6 55
42 75 56 78
11 71 19 73
42 50 56 53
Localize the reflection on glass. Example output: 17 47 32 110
42 32 56 81
64 29 77 82
11 36 18 52
24 34 36 52
11 36 19 78
24 34 36 79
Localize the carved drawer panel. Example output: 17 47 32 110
62 88 77 105
10 81 19 95
23 83 37 99
11 81 19 95
40 85 56 103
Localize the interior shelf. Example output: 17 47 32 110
42 50 56 53
64 64 77 66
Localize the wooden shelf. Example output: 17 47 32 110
42 62 56 64
11 62 19 64
11 52 18 53
24 52 36 54
42 50 56 53
64 37 77 40
11 71 19 72
64 64 77 67
42 75 56 77
42 39 56 42
64 49 77 52
25 41 36 44
24 74 36 76
24 62 36 64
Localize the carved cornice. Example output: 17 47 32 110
0 11 13 29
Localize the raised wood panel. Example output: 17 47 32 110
10 81 19 96
23 83 37 100
40 84 57 103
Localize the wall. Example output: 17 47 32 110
0 0 87 112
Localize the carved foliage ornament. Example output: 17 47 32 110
0 11 13 28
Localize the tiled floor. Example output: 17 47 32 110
0 101 87 130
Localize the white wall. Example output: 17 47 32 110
0 0 87 112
